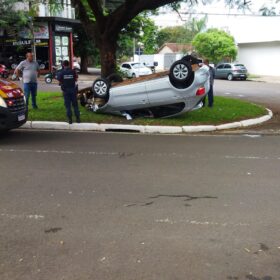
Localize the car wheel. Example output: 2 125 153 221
132 73 136 78
92 78 110 99
170 60 192 82
106 73 123 83
45 77 52 84
169 60 193 89
227 73 234 81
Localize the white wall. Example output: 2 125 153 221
134 53 184 70
238 41 280 76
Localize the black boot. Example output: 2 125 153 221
76 116 81 123
68 118 73 124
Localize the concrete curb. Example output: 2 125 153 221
21 109 273 134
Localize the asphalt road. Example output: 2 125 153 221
1 130 280 280
215 79 280 112
214 80 280 133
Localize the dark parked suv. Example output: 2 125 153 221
215 63 248 81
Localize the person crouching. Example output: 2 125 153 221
57 60 80 124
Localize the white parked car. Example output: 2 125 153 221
120 62 152 78
79 55 210 118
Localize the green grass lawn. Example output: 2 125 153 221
27 91 267 126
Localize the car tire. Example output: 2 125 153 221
132 73 136 78
169 60 193 89
45 77 52 84
106 73 123 83
92 78 110 99
227 73 234 81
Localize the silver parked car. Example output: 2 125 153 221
79 55 210 118
215 63 248 81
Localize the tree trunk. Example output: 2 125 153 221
80 53 89 74
99 36 117 78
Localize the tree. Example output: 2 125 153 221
73 27 100 73
156 16 207 47
75 0 251 77
260 0 280 15
0 0 28 29
117 14 159 60
192 28 237 64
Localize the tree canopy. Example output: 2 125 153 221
157 16 207 47
0 0 28 29
74 0 254 76
192 28 237 64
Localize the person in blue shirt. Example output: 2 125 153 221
57 60 80 124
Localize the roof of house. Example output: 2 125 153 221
158 43 193 53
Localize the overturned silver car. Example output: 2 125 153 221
78 55 210 118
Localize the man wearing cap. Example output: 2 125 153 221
57 60 80 124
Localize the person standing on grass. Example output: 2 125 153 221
14 52 40 109
202 58 215 108
57 60 80 124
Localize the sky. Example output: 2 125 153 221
151 0 280 43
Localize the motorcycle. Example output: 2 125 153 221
0 64 9 79
44 65 62 84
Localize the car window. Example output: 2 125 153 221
122 64 131 69
131 63 142 68
216 65 224 69
224 64 232 69
234 64 246 68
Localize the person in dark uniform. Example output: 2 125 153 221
57 60 80 124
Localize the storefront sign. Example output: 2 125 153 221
55 25 72 33
4 39 47 47
18 23 49 39
34 23 49 39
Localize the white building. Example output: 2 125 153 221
232 17 280 76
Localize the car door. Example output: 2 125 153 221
215 64 224 78
223 64 232 78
